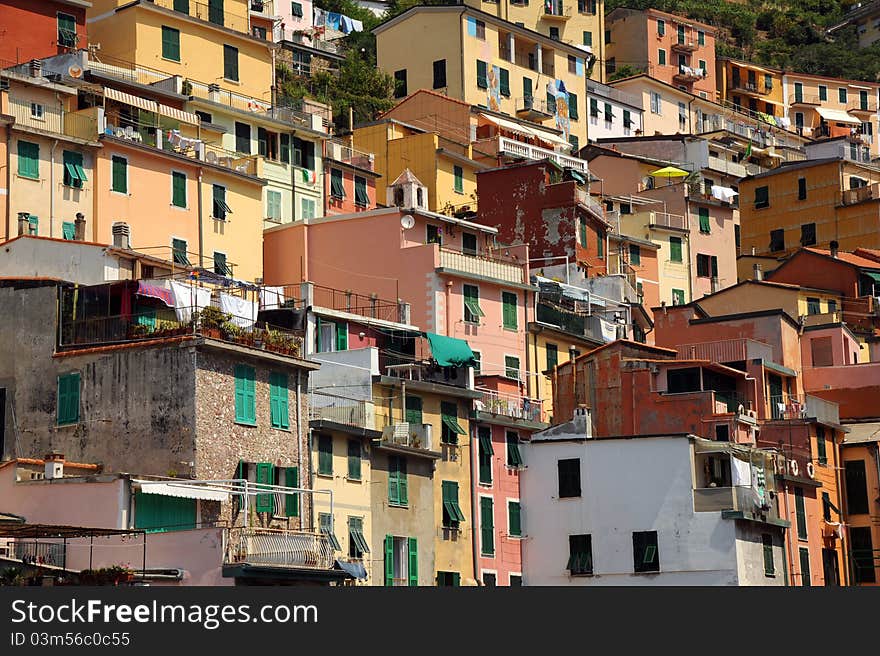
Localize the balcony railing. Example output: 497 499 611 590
675 338 774 364
847 99 878 113
380 422 434 451
325 139 375 171
498 136 587 173
576 189 606 219
646 211 688 230
249 0 274 15
674 65 708 82
587 80 642 109
693 485 767 513
310 393 376 429
790 94 821 105
475 389 545 423
151 0 251 34
8 97 99 142
842 182 879 205
515 96 554 116
224 528 335 570
768 395 808 421
535 302 606 342
706 155 753 178
13 540 66 567
805 394 840 427
542 1 572 19
438 247 526 285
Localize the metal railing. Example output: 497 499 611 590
151 0 251 34
646 211 688 230
14 540 66 566
542 1 572 17
475 389 544 423
805 394 840 427
576 188 606 218
847 99 878 112
498 136 587 173
309 393 374 429
515 96 553 115
311 284 402 323
325 139 375 171
438 246 527 285
790 93 821 105
675 338 773 364
768 395 807 421
535 303 606 342
7 97 99 142
224 528 335 570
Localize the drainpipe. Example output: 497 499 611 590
445 280 453 335
296 368 307 529
4 125 11 241
50 139 59 238
197 167 204 269
780 479 795 585
836 436 851 586
688 97 695 134
469 422 479 584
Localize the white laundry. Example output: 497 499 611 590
599 318 617 343
711 185 739 202
168 281 212 324
260 286 285 310
731 457 752 487
219 292 258 329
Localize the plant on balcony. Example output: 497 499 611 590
197 306 230 339
76 565 134 586
220 320 243 342
127 323 152 339
264 329 300 356
181 79 193 96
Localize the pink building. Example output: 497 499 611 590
323 139 379 216
274 0 314 42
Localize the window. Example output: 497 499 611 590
558 458 581 498
504 355 520 380
801 223 816 247
762 534 775 576
657 19 665 36
698 30 705 45
698 207 710 234
818 85 827 101
476 60 488 89
234 122 251 154
463 284 484 323
441 401 465 445
432 59 446 88
466 17 486 39
568 534 592 575
254 462 275 513
602 101 613 122
166 171 188 208
462 232 477 255
354 176 369 207
629 244 641 265
502 291 518 330
388 455 408 506
223 45 239 81
57 12 77 47
252 25 266 39
62 222 75 240
213 251 231 276
672 289 686 306
405 395 422 425
696 253 711 278
477 426 493 485
480 497 494 556
437 571 461 586
795 112 804 128
161 26 181 61
266 189 282 221
172 238 190 266
545 343 558 372
755 185 769 209
838 87 847 103
483 572 496 586
269 372 289 429
507 432 523 468
658 49 666 66
472 350 481 375
851 527 876 583
805 297 822 315
62 151 86 188
816 425 827 466
213 185 232 220
17 141 39 179
441 480 466 529
669 236 683 263
348 517 369 558
845 460 869 515
385 535 417 586
293 137 315 171
56 372 80 425
549 26 559 40
510 574 522 586
769 228 784 252
330 168 345 199
499 68 510 97
546 89 556 113
301 198 315 220
291 2 304 17
589 97 599 118
258 127 278 159
426 224 441 245
319 513 341 550
583 31 592 46
30 102 44 120
827 299 837 314
233 364 256 425
650 92 662 115
632 530 660 573
454 165 464 193
392 69 407 98
207 0 223 24
597 229 604 256
798 177 807 201
507 500 522 537
569 93 579 120
793 486 809 541
317 434 333 476
735 224 741 251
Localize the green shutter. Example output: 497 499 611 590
385 535 394 586
502 291 517 330
452 572 460 587
569 93 579 120
509 501 522 537
387 459 399 505
17 141 39 179
284 466 299 517
670 236 683 262
347 439 361 480
213 185 229 220
795 488 807 540
62 151 84 188
579 216 588 248
172 171 187 208
699 208 710 233
408 537 418 586
476 60 488 88
62 222 76 240
134 492 196 533
547 90 556 113
161 26 180 61
499 68 510 96
480 496 494 555
269 372 289 429
454 166 464 193
236 460 246 509
330 169 345 198
523 76 532 102
590 97 599 116
56 372 80 425
172 238 190 266
318 434 333 475
507 433 523 467
335 322 348 350
354 177 369 206
597 230 604 256
57 13 77 47
799 547 811 586
398 457 408 505
224 44 239 81
234 364 256 425
763 534 775 575
255 462 274 513
405 396 422 425
111 155 127 193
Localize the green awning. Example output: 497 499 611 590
570 169 586 184
763 360 797 378
442 415 467 435
865 271 880 284
425 332 476 367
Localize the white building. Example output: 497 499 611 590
521 410 789 586
586 80 644 142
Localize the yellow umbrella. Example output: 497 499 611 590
649 166 689 178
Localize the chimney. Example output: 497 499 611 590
753 263 763 281
17 212 30 236
29 59 42 78
44 453 64 480
207 83 221 102
830 240 839 259
111 222 131 249
74 213 86 241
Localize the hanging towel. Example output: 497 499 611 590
349 18 363 32
731 457 752 487
340 15 355 34
219 292 258 329
260 286 285 310
711 185 739 203
326 12 343 31
313 7 326 26
599 317 617 342
169 281 212 324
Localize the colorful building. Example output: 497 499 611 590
827 0 880 49
373 5 592 150
605 8 716 99
585 78 644 141
716 58 785 122
0 0 89 65
323 138 378 216
841 422 880 586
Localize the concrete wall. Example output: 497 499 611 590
0 237 124 285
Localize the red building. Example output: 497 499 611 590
323 139 379 216
0 0 89 65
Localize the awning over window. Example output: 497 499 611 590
763 360 798 378
815 107 861 125
335 559 367 579
104 87 159 113
864 271 880 284
442 415 467 435
137 482 228 502
136 281 175 307
425 332 477 367
443 499 466 522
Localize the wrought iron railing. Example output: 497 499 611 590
438 246 527 285
475 389 545 423
224 528 335 569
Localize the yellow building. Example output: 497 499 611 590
374 5 592 150
738 158 880 259
87 0 275 101
620 209 692 307
463 0 604 82
354 118 481 215
828 1 880 49
716 58 785 121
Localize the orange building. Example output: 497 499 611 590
841 422 880 586
716 58 785 122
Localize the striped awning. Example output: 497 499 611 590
158 104 200 125
137 482 229 502
104 87 159 113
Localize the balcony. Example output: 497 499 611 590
671 39 699 54
8 97 98 142
706 155 759 178
842 182 879 205
768 394 808 421
438 246 527 285
646 211 688 231
730 80 773 96
249 0 274 15
693 485 766 513
675 338 773 364
498 136 588 173
847 99 878 114
805 394 841 427
790 94 821 106
475 389 546 426
542 1 572 20
325 139 375 171
587 80 642 110
673 65 707 83
576 189 606 221
309 393 377 430
535 302 606 343
151 0 250 34
800 311 843 327
380 422 434 452
516 96 554 122
224 528 335 570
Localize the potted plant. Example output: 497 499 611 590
200 306 229 340
219 320 242 342
127 323 151 339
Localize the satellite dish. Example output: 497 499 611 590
400 214 415 229
68 65 83 78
